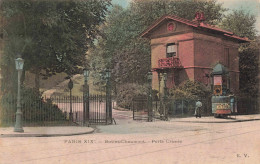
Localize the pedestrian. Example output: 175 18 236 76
195 99 202 118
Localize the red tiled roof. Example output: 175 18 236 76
141 15 249 43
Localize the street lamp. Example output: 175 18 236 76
105 69 112 124
147 71 153 122
163 73 168 96
83 68 90 125
147 71 153 82
14 57 24 132
83 68 89 81
105 69 111 79
163 72 168 120
163 72 167 82
68 78 73 121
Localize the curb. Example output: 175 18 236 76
0 128 95 138
172 118 260 123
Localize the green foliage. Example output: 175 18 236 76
220 9 258 97
0 0 111 94
22 88 65 122
116 83 148 109
168 80 211 100
130 0 227 26
238 41 259 97
89 5 150 89
0 87 65 126
220 10 257 40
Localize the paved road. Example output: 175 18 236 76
0 112 259 164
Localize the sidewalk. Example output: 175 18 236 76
113 109 260 124
1 114 259 137
0 126 94 137
170 114 260 123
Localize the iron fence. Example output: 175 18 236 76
167 98 212 117
237 97 259 114
132 98 148 121
132 98 163 121
0 94 111 127
132 97 212 121
132 96 260 122
88 95 107 124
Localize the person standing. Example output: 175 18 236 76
195 99 202 118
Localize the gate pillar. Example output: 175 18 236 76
105 69 112 124
83 69 90 126
163 73 168 120
147 72 153 122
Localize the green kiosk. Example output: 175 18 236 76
211 64 236 117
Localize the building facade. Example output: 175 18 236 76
141 14 248 95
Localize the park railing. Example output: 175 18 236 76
132 97 212 121
237 97 259 114
0 94 112 127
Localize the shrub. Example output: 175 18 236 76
0 87 65 126
169 80 211 100
116 83 148 109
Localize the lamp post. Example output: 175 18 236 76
105 69 112 124
158 72 163 117
147 71 153 122
163 73 168 120
83 68 89 125
14 57 24 132
68 78 73 122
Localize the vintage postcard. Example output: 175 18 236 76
0 0 259 163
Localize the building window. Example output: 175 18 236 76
224 48 229 67
166 43 177 57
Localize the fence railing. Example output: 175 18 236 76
132 98 148 120
0 94 112 127
132 96 259 122
132 97 212 121
237 97 259 114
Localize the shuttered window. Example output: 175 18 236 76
166 43 177 57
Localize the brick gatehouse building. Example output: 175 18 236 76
141 13 248 95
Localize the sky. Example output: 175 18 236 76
112 0 260 34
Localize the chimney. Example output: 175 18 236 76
194 11 205 22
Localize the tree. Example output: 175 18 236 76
130 0 227 27
220 9 258 97
238 40 259 97
221 10 257 40
89 0 227 94
0 0 111 93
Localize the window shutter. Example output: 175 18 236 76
167 45 177 53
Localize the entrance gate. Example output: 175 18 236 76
132 98 166 121
84 95 112 125
83 70 113 125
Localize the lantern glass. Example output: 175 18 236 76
147 72 153 80
68 79 73 90
106 69 111 78
163 73 167 81
15 58 24 70
83 69 89 77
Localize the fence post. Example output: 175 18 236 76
147 72 153 122
68 79 73 122
163 73 168 120
83 68 90 126
105 69 112 124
